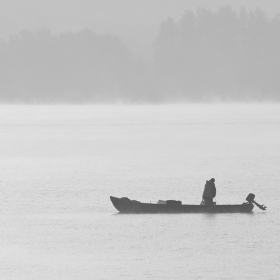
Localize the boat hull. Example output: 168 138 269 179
110 196 254 213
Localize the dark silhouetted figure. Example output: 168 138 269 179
201 178 216 205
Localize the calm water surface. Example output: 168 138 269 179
0 104 279 279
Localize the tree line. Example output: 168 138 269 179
0 6 280 103
0 29 150 102
154 6 280 101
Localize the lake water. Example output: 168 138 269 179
0 104 279 279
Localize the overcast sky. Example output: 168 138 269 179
1 0 280 57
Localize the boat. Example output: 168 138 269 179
110 193 266 214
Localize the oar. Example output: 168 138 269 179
246 193 267 210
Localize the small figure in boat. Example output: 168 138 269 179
201 178 216 205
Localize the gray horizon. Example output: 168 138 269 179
1 1 280 103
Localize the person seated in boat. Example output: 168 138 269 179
201 178 216 205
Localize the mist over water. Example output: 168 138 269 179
0 104 279 279
1 1 280 279
1 5 280 103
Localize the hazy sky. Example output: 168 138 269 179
1 0 280 57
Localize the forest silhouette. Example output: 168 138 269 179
0 5 280 103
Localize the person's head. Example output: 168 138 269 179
210 178 215 182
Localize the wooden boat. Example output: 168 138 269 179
110 193 266 214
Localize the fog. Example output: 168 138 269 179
1 1 280 103
1 0 280 58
